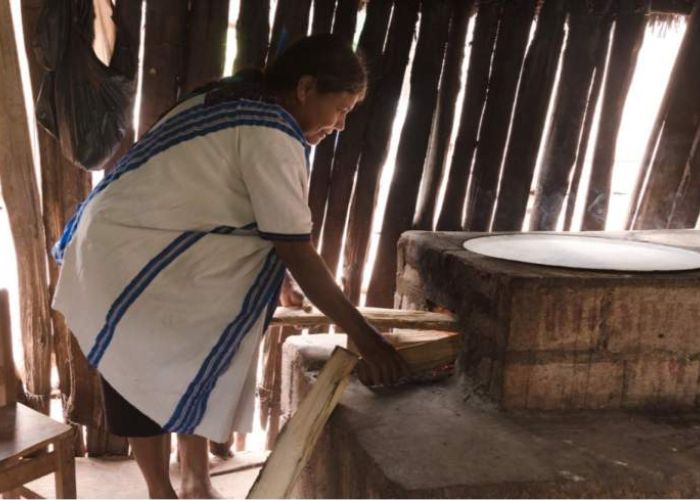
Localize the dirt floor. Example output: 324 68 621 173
25 450 265 499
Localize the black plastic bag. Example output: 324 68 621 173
34 0 134 171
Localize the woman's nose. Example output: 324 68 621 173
334 114 346 132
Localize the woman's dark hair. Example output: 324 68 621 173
264 33 367 95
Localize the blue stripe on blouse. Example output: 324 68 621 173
163 249 286 433
52 98 308 264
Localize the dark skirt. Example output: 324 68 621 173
101 377 166 437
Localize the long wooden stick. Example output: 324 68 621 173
247 347 359 499
271 306 459 332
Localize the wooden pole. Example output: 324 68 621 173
181 0 229 95
319 0 393 276
436 0 501 231
138 0 190 135
491 0 567 232
581 0 647 231
414 0 473 231
342 0 420 304
20 0 94 450
311 0 336 34
270 0 312 61
463 0 536 232
530 0 614 231
632 1 700 229
0 0 53 415
233 0 270 73
367 0 452 308
562 28 610 231
667 124 700 227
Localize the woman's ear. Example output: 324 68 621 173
296 75 316 104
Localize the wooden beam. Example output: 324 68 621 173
247 347 358 499
319 0 393 276
342 0 420 304
492 0 567 232
233 0 270 72
650 0 693 14
0 0 53 414
272 307 459 332
397 333 461 374
332 0 359 43
582 0 647 230
463 0 536 232
367 0 452 307
182 0 229 94
530 0 614 231
436 0 501 231
633 1 700 229
414 0 474 231
311 0 336 34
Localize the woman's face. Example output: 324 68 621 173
288 76 363 145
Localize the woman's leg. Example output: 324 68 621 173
129 434 177 499
177 434 222 499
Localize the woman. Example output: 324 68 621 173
53 34 408 498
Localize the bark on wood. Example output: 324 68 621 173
234 0 270 72
0 0 52 414
530 0 614 231
139 0 189 135
272 306 459 332
632 2 700 229
397 333 461 374
668 123 700 227
270 0 312 61
1 290 15 407
367 0 452 308
260 326 296 450
436 0 501 231
248 347 358 499
414 0 473 230
582 1 647 230
20 0 98 440
182 0 229 95
563 35 609 231
311 0 336 34
319 0 393 276
491 0 567 232
463 0 536 232
342 0 420 304
333 0 360 43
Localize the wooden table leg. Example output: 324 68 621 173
54 436 76 498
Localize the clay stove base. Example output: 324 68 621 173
286 336 700 498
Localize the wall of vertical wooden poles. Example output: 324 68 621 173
4 0 699 458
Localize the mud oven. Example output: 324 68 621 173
285 230 700 498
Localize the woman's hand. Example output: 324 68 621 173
352 327 410 387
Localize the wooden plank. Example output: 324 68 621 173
311 0 336 34
272 307 458 332
414 0 474 230
182 0 229 94
650 0 693 14
138 0 190 135
463 0 536 232
0 0 52 414
233 0 270 73
367 0 452 308
342 0 420 304
633 1 700 229
563 27 610 231
397 333 461 374
436 0 501 231
332 0 359 43
530 0 614 231
492 0 568 232
667 124 700 227
247 347 358 499
0 290 15 407
0 451 56 492
269 0 312 60
582 0 647 230
319 0 393 275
